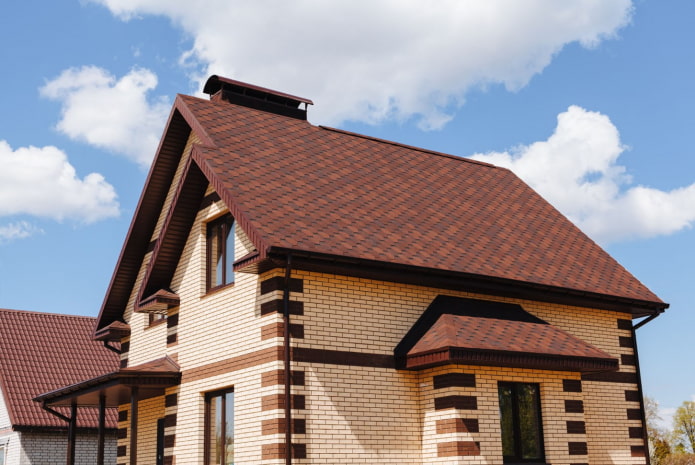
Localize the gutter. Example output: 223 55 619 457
283 253 293 465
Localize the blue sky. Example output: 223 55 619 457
0 0 692 424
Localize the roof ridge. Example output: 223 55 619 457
0 308 95 320
318 125 498 168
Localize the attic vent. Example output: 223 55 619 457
203 75 313 120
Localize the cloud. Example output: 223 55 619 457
0 140 120 223
0 221 43 243
469 106 695 244
91 0 633 129
40 66 170 167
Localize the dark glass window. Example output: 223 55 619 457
205 389 234 465
498 382 544 463
207 214 235 290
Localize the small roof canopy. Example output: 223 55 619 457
34 356 180 408
396 295 619 372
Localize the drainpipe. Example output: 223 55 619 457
283 253 293 465
633 309 664 465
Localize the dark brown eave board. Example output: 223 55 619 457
405 347 619 372
266 248 668 316
94 105 193 335
13 425 117 434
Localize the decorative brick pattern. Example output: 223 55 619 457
261 394 305 411
437 441 481 457
434 395 477 410
261 418 306 435
568 442 588 455
261 443 307 459
563 379 583 392
565 400 584 413
433 373 475 389
259 299 304 316
260 276 304 294
260 322 304 340
435 418 479 434
566 421 586 434
260 369 305 387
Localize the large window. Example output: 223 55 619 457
498 382 545 463
205 388 234 465
207 214 235 290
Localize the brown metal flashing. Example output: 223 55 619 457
204 75 313 106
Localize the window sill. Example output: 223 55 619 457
204 281 235 297
145 318 167 330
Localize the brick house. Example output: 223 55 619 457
36 76 667 465
0 309 118 464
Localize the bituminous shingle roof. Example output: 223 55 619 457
0 309 119 429
96 79 665 332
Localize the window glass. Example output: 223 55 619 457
207 215 235 290
206 388 234 465
0 446 5 465
498 382 544 463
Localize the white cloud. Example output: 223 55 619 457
41 66 170 167
0 221 43 243
0 141 120 223
90 0 633 129
470 106 695 244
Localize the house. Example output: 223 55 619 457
0 309 119 464
36 76 668 465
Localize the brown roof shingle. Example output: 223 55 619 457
0 309 119 429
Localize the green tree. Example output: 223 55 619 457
646 396 672 464
673 401 695 454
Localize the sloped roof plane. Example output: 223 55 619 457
0 309 119 429
95 78 666 333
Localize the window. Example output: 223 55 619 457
205 388 234 465
498 382 544 463
0 445 5 465
207 214 235 290
148 313 167 326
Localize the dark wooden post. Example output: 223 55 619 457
66 401 77 465
130 386 139 465
97 393 106 465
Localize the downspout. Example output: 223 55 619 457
283 253 293 465
633 309 664 465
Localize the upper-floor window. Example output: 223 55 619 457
498 382 545 463
207 214 235 290
204 388 234 465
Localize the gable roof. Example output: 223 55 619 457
0 309 119 430
95 78 666 333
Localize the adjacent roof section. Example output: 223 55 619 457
398 296 618 372
0 309 119 429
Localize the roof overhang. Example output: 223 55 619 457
34 356 180 408
396 295 619 372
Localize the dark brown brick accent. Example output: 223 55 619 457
563 379 582 392
261 443 306 459
437 441 481 457
163 413 177 428
166 313 179 327
117 445 126 457
260 276 304 294
436 418 479 434
163 457 173 465
118 410 128 422
617 318 633 330
260 299 303 316
121 341 130 353
261 418 306 435
582 371 638 383
261 322 304 340
199 192 220 210
165 393 178 407
163 434 175 448
619 336 633 348
566 421 586 434
261 369 305 387
433 373 475 389
629 426 644 439
117 427 127 439
565 400 584 413
621 354 636 366
166 333 178 345
627 409 642 420
120 359 128 368
631 445 646 457
261 394 305 411
434 396 477 410
625 390 640 402
568 442 588 455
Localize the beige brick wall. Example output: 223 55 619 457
18 431 116 465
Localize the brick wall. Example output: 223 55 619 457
19 431 116 465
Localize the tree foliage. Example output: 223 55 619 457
673 401 695 454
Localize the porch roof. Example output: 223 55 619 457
34 356 180 408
